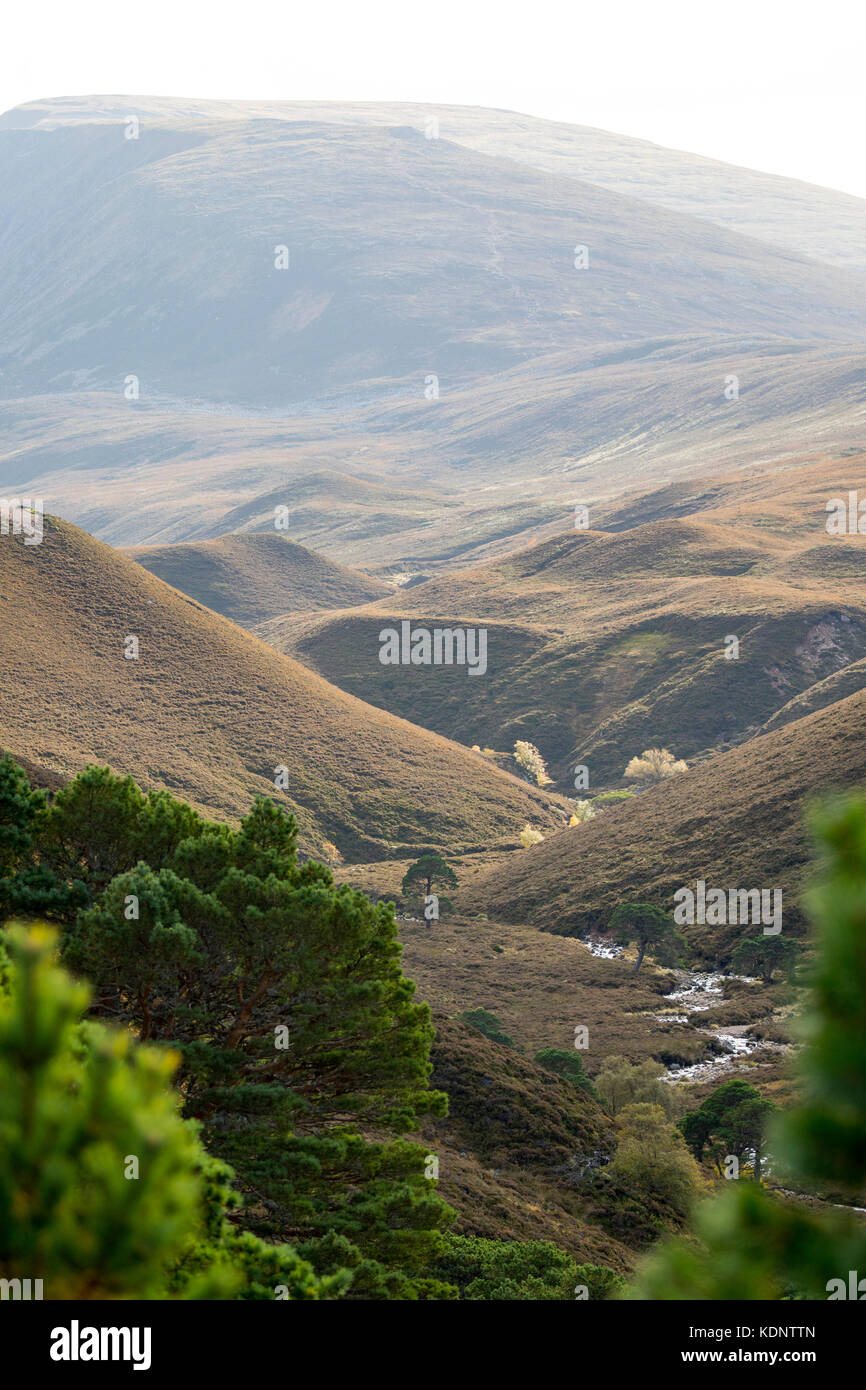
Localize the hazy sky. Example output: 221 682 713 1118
4 0 865 199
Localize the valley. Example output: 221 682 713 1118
2 89 865 1306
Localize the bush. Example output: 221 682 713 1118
456 1008 515 1048
433 1235 579 1300
519 824 544 848
534 1048 600 1101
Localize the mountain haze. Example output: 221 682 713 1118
1 94 866 563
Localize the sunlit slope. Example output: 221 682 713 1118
0 517 561 856
258 506 866 784
124 531 389 626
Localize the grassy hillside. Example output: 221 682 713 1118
3 113 865 410
457 687 866 954
419 1017 635 1269
7 341 866 566
0 517 563 857
3 99 866 572
259 468 866 786
124 531 389 626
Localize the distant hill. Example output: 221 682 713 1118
3 98 866 561
458 688 866 955
124 531 389 626
259 473 866 785
7 96 866 273
0 517 562 857
9 112 864 410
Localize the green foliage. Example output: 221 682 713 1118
456 1008 515 1047
432 1234 579 1300
46 764 453 1296
401 850 458 904
0 923 335 1299
584 1168 688 1250
0 753 47 871
533 1047 600 1101
608 1103 705 1219
608 902 685 974
784 797 866 1189
573 1262 628 1300
0 761 221 925
295 1229 457 1301
626 1181 866 1300
678 1079 775 1177
731 934 800 984
595 1054 680 1119
0 753 87 922
628 795 866 1299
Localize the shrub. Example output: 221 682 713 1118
456 1008 515 1048
513 741 552 787
624 748 688 784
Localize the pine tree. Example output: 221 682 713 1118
401 850 458 904
731 934 799 984
608 902 685 974
0 922 338 1299
679 1079 776 1178
0 753 87 922
59 776 454 1297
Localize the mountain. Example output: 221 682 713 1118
124 531 389 626
0 517 562 856
7 96 866 273
2 96 866 565
3 111 864 410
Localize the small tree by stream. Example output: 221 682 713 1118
608 902 685 974
679 1080 776 1179
732 934 800 984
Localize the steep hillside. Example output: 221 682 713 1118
124 531 389 626
0 517 561 856
458 689 866 953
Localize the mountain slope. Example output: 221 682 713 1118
124 531 389 626
2 109 866 409
7 96 866 273
5 335 865 560
459 688 866 954
0 517 561 856
2 99 865 564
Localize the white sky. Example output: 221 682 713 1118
3 0 865 199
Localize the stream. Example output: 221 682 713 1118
584 943 789 1084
